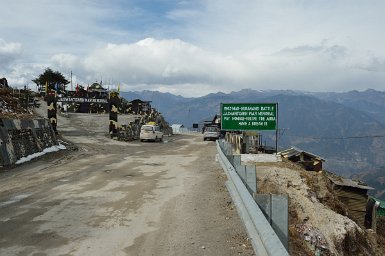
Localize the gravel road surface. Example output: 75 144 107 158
0 112 253 256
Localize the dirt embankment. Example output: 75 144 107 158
256 160 385 256
0 88 35 119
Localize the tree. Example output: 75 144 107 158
0 77 9 88
32 68 70 93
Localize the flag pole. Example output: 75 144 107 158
70 71 73 91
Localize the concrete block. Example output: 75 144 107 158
0 118 58 166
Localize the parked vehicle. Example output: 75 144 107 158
140 124 163 142
203 126 220 141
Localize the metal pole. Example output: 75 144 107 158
275 103 279 154
70 71 73 91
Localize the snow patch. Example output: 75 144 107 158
15 144 66 165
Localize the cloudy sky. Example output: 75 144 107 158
1 0 385 97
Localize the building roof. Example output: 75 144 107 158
328 173 374 190
89 83 107 91
279 147 325 161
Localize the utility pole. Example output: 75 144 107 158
275 103 279 154
70 71 73 91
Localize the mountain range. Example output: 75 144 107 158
121 89 385 199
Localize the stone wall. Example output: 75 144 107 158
0 118 58 166
115 109 172 141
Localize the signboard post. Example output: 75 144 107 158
221 103 278 152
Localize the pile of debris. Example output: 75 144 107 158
296 222 329 253
0 88 35 118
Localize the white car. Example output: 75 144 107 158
203 126 220 141
140 124 163 142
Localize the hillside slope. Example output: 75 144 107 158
314 89 385 126
255 160 385 255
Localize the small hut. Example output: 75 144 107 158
129 99 152 115
279 147 325 171
328 173 373 226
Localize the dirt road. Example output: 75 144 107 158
0 113 253 255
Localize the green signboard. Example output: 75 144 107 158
221 103 278 131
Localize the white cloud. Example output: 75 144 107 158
27 37 385 96
4 35 385 96
51 54 79 69
177 1 385 55
82 38 249 85
354 57 385 73
5 62 47 88
2 1 385 96
0 39 22 70
0 39 21 55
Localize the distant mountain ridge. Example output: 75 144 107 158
121 89 385 181
312 89 385 126
122 88 385 128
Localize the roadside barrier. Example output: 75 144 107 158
216 139 289 256
0 118 58 166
